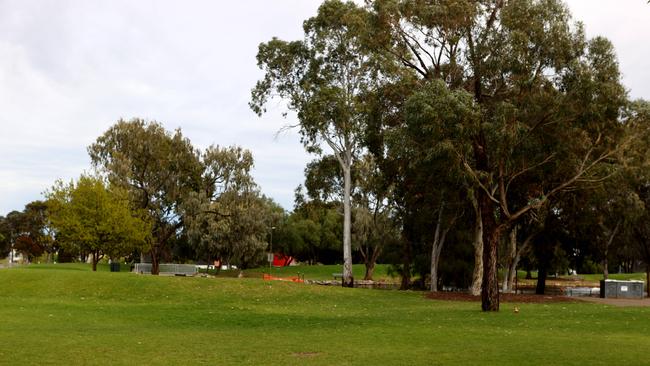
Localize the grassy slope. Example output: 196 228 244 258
242 263 395 281
1 265 650 365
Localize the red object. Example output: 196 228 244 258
263 273 304 283
272 253 294 267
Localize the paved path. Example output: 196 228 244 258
577 297 650 307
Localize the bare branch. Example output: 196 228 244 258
401 27 436 69
506 153 556 193
400 33 431 78
455 150 500 205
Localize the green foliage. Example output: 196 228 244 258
88 118 201 273
0 201 54 261
364 0 633 307
251 0 376 150
252 0 385 285
284 195 342 264
0 216 11 257
46 175 151 270
181 145 272 270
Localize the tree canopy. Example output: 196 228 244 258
47 175 151 271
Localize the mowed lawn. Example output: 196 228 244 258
1 265 650 365
243 263 395 281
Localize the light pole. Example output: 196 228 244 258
269 226 276 273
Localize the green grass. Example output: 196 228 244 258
241 263 395 281
1 264 650 365
576 273 647 282
24 262 134 272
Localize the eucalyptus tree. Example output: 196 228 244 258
633 186 650 297
301 152 397 279
367 0 629 310
251 0 381 287
293 187 344 264
398 80 473 291
351 154 399 281
88 119 202 274
621 100 650 294
181 145 270 272
501 220 538 293
573 179 644 279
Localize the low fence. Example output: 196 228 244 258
564 287 600 297
134 263 198 276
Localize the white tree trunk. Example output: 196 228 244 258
430 201 445 292
470 205 483 296
503 226 517 292
602 221 621 280
342 156 354 287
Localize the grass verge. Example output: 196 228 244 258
1 264 649 365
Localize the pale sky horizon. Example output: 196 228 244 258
1 0 649 216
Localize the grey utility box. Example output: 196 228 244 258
600 280 645 299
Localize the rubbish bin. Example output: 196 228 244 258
600 279 644 299
110 262 121 272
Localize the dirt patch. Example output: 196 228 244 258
576 297 650 307
425 292 576 303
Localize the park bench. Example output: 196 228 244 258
332 273 343 281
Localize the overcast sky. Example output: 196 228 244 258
0 0 648 216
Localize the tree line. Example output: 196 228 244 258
2 0 649 313
250 0 650 311
0 119 353 276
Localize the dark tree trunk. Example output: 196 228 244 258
400 239 412 290
480 191 500 311
364 262 375 281
92 253 98 272
151 246 160 275
535 236 553 295
360 243 381 281
536 264 547 295
481 227 501 311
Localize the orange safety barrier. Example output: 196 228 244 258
263 273 304 283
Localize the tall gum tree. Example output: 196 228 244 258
251 0 381 287
368 0 629 310
625 101 650 296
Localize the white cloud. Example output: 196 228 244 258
0 0 648 215
565 0 650 100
